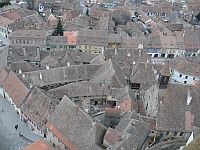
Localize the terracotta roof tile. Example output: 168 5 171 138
0 15 14 28
2 71 29 108
46 122 78 150
24 140 54 150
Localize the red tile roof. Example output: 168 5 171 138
46 122 79 150
2 11 22 21
24 140 53 150
2 71 29 107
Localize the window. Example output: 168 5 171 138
193 77 196 80
94 101 98 105
185 76 188 79
180 132 184 136
154 54 158 57
184 81 187 84
179 74 182 77
146 103 148 110
161 54 165 57
174 131 178 136
166 131 169 135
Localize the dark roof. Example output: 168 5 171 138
9 46 41 62
46 36 68 46
77 29 108 46
21 86 59 129
108 116 150 150
40 50 99 68
48 96 98 150
160 63 170 76
90 60 127 88
18 64 101 88
143 35 162 49
10 61 35 73
184 29 200 50
9 29 46 39
169 57 200 77
48 81 111 99
130 62 157 90
157 84 200 131
104 48 150 76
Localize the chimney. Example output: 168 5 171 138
139 49 142 57
114 48 117 55
22 74 25 78
186 89 192 106
19 69 22 74
29 83 33 89
46 64 49 69
36 47 40 56
39 73 43 80
67 62 70 66
23 47 26 57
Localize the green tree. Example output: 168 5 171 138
52 18 63 36
196 12 200 23
0 0 10 8
86 8 89 16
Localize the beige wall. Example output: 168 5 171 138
78 45 104 53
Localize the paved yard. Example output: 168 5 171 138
0 96 42 150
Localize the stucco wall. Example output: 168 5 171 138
143 85 159 117
171 69 199 85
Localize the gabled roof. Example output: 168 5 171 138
21 86 59 129
48 81 111 99
10 61 35 73
90 60 127 88
107 115 150 150
2 10 22 21
143 35 162 49
77 29 108 46
184 29 200 50
47 96 98 150
2 71 29 108
169 57 200 77
18 64 101 88
0 15 14 28
9 29 46 39
9 46 41 62
130 62 157 90
46 36 68 46
157 84 200 131
104 48 150 76
90 54 106 65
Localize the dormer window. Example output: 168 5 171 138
179 74 182 77
185 76 188 79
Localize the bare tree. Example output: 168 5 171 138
112 9 131 26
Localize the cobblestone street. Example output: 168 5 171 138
0 96 42 150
